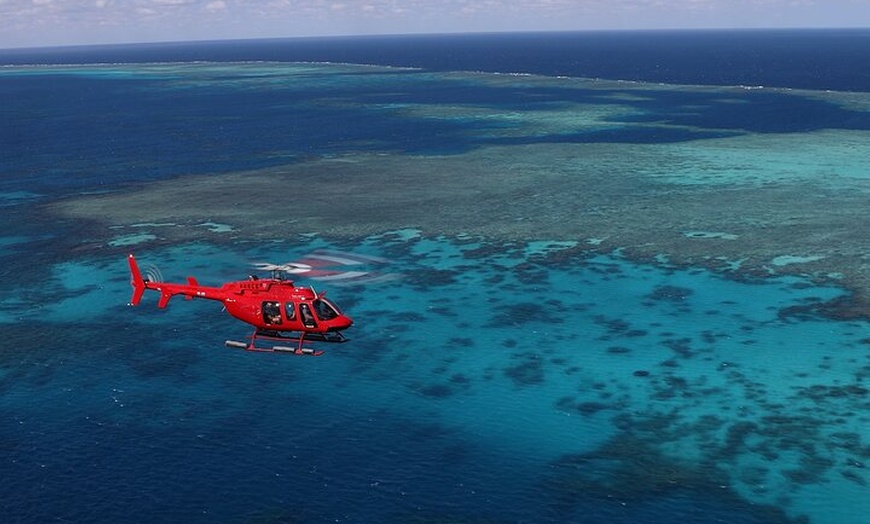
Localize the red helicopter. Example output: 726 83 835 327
127 251 380 356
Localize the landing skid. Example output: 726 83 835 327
225 339 323 356
224 329 348 356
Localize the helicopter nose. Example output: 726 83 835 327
338 315 353 330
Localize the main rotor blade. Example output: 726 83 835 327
251 262 312 274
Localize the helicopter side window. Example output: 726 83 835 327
262 301 282 325
313 298 339 321
284 302 296 321
299 303 317 328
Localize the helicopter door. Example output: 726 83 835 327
262 301 282 325
299 303 317 328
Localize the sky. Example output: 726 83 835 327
1 0 868 49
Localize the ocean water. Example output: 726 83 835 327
2 31 870 523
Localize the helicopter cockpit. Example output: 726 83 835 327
313 298 341 320
261 298 342 327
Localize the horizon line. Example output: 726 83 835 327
2 26 868 54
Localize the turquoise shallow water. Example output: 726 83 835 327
1 233 866 522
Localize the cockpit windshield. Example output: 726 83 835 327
313 298 340 320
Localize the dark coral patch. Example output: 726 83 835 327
487 302 564 328
488 302 538 327
783 295 870 322
796 384 868 401
405 268 461 288
841 469 868 486
512 262 550 285
556 396 613 416
592 315 646 339
483 273 506 285
593 315 631 333
418 384 454 398
650 374 691 400
662 337 695 358
648 285 694 302
461 241 521 259
825 432 863 453
388 311 426 322
428 306 458 317
504 353 545 387
448 337 475 348
540 433 801 523
449 373 471 385
575 401 612 416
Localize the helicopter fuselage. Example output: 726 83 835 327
128 254 353 335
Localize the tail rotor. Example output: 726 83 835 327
128 254 164 306
142 263 163 284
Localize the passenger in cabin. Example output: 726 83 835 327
263 301 282 325
300 303 316 328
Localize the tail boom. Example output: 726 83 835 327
128 254 226 309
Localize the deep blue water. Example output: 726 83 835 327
3 29 870 91
1 32 868 523
4 32 870 198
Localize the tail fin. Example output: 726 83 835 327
184 277 199 300
128 254 146 306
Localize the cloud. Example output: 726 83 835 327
150 0 197 5
1 0 867 48
205 0 226 12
